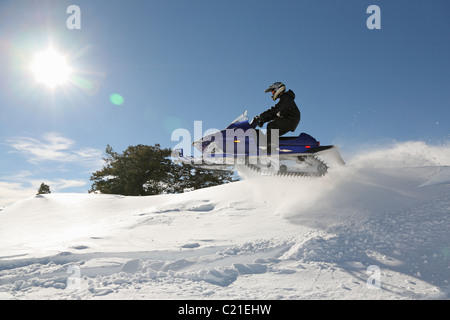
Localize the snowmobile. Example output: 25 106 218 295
174 111 344 177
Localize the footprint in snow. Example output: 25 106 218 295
71 245 89 250
180 242 200 249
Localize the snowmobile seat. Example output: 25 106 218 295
279 133 319 146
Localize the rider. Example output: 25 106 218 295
252 82 301 150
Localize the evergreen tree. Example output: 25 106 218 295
37 183 51 195
90 144 175 196
89 144 234 196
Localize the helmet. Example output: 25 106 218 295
265 82 285 101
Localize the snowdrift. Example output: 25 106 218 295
0 141 449 299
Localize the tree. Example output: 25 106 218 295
89 144 234 196
90 144 176 196
37 183 51 195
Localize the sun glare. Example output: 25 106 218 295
31 48 72 88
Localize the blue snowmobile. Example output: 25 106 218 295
174 111 344 177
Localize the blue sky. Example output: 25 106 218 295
1 0 449 206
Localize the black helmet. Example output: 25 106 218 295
265 82 285 101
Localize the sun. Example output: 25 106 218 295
31 48 72 88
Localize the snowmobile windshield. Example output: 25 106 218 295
226 110 248 129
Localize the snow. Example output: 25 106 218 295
0 141 449 300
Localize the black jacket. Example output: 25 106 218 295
259 90 300 131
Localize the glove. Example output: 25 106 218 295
251 116 264 128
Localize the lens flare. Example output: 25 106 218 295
109 93 125 106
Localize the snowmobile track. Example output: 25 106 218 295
243 155 328 178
